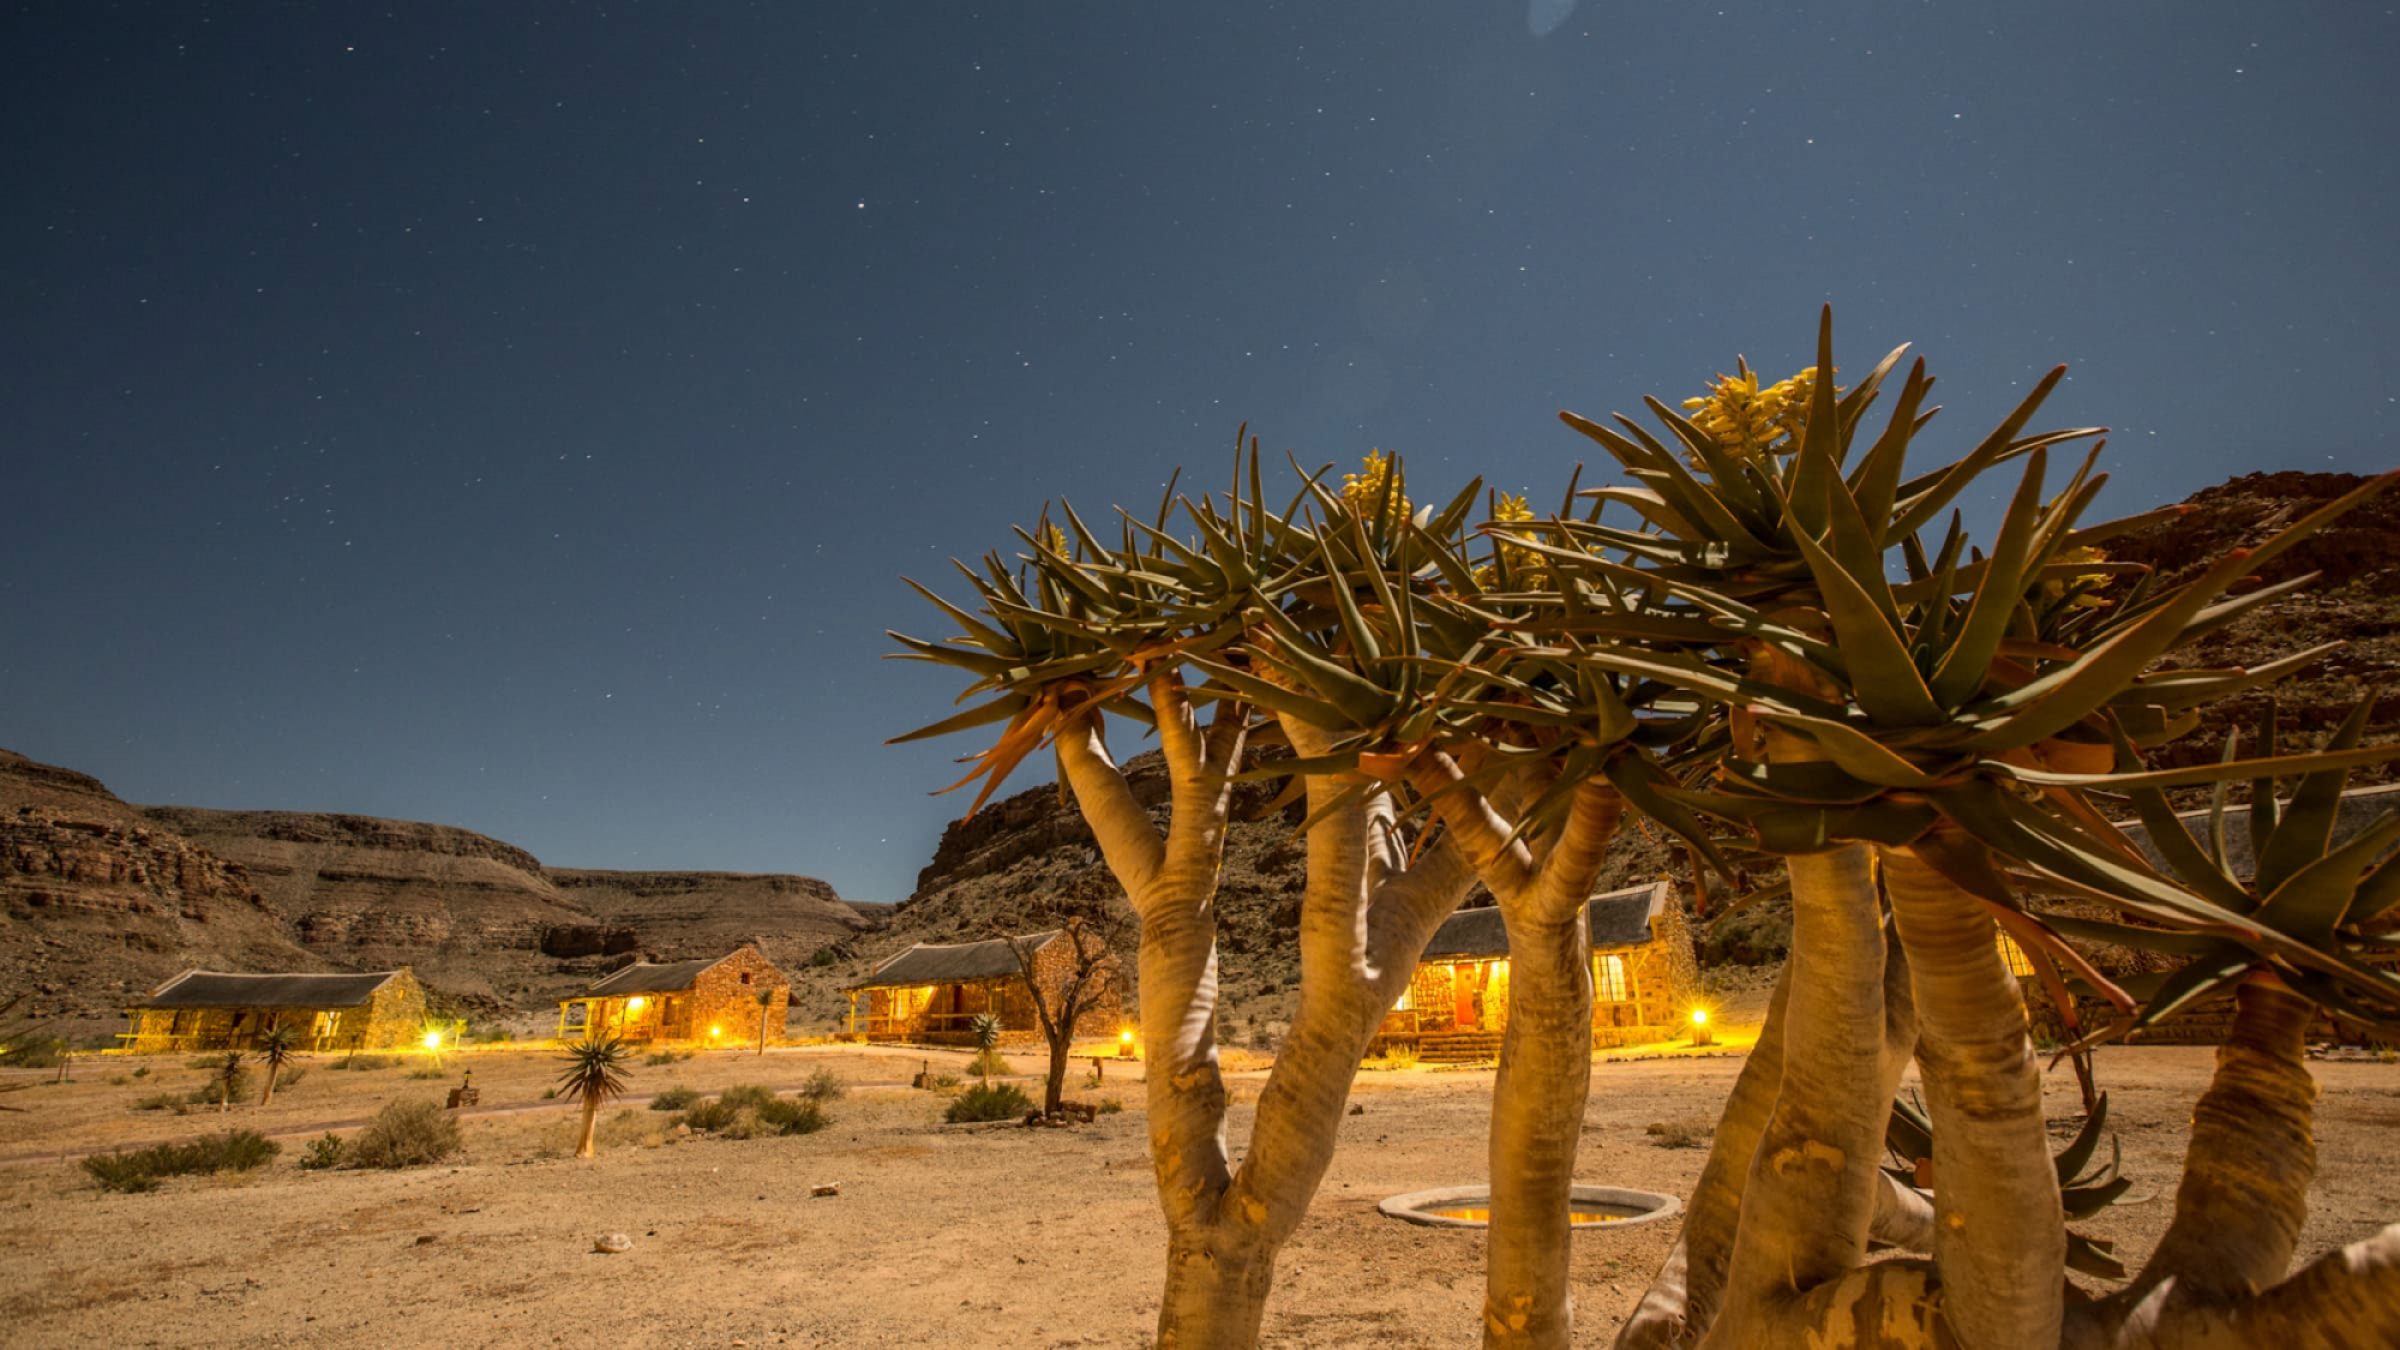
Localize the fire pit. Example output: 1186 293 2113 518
1378 1184 1679 1231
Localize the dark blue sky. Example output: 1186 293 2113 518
4 3 2394 900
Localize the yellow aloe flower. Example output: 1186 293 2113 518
1682 359 1829 459
1038 522 1070 557
1341 449 1412 534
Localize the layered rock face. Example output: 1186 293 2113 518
547 868 873 981
2106 471 2400 794
141 807 600 1008
0 752 315 1022
2 750 871 1029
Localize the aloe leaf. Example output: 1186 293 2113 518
1997 742 2400 793
1604 754 1735 876
1560 411 1772 552
1930 447 2050 707
1751 711 1948 788
2112 642 2344 714
2126 951 2253 1031
2256 696 2378 892
1846 357 1931 531
886 693 1035 745
1185 657 1352 730
1721 758 1886 805
1784 309 1844 537
1886 363 2071 537
887 631 1022 678
2054 1093 2112 1181
1788 517 1946 725
2122 784 2255 912
1639 395 1766 517
2251 815 2400 945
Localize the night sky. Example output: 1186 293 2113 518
4 4 2395 901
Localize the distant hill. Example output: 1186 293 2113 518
2105 470 2400 797
3 751 875 1033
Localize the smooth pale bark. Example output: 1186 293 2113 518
1615 971 1791 1350
259 1062 281 1107
1870 1172 1938 1254
1406 756 1627 1347
1701 844 1888 1349
2055 979 2400 1349
1622 922 1919 1349
1882 844 2063 1349
1057 682 1475 1347
575 1093 600 1159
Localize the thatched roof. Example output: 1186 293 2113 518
851 931 1059 991
132 969 407 1011
584 956 725 997
1421 881 1671 961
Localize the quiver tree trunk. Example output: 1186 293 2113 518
1406 757 1625 1348
1057 681 1475 1346
1485 906 1593 1347
1881 842 2063 1349
2062 979 2400 1349
576 1094 600 1159
1700 843 1890 1347
1621 922 1919 1349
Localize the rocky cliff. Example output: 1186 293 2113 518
2106 470 2400 791
3 751 872 1031
547 868 870 983
0 752 315 1025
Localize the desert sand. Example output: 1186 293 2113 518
3 1041 2397 1348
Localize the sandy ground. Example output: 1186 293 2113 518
1 1039 2397 1348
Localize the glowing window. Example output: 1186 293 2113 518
1596 954 1629 1004
1996 933 2036 978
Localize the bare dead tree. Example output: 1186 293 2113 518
1007 911 1127 1119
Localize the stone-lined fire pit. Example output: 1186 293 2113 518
1378 1184 1679 1231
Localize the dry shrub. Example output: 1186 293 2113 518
82 1130 278 1193
945 1081 1032 1123
1645 1119 1711 1150
678 1085 828 1139
345 1100 462 1169
297 1133 345 1170
798 1068 846 1103
649 1084 701 1112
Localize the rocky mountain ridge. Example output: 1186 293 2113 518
2 752 873 1033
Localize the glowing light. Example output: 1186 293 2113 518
709 1025 722 1038
1689 1008 1709 1027
1119 1028 1135 1045
627 996 647 1012
421 1030 442 1050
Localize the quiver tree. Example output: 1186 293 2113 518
256 1024 299 1106
896 311 2400 1348
895 447 1485 1346
1006 912 1126 1118
1568 313 2400 1346
1196 459 1742 1348
214 1050 243 1114
555 1036 631 1160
